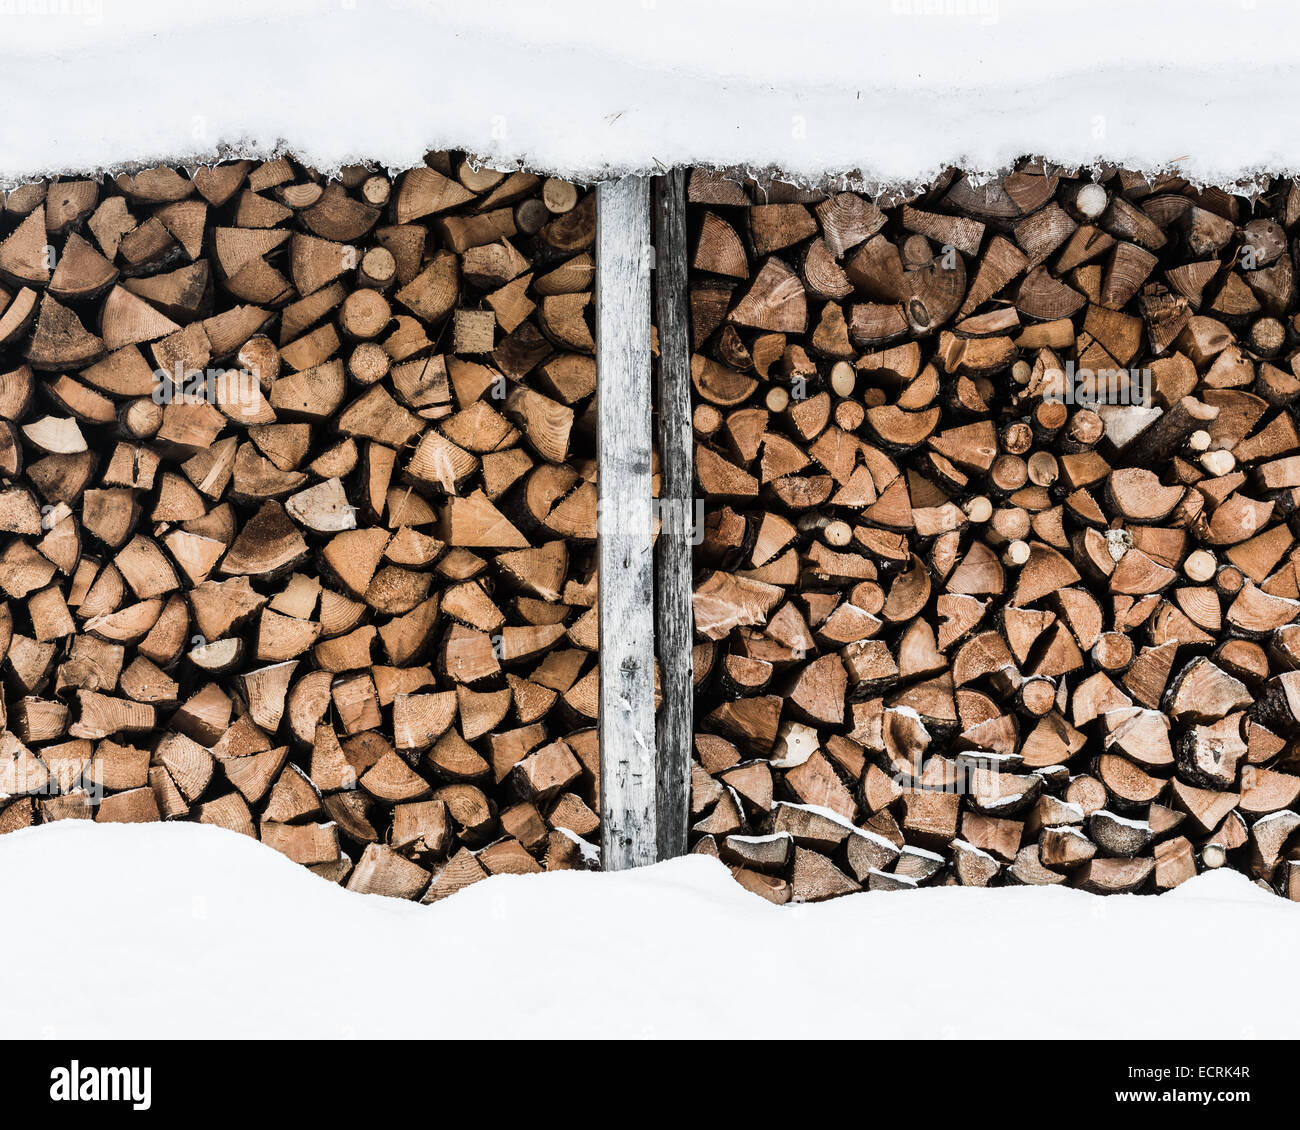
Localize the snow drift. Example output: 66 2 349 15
1 821 1294 1038
3 0 1300 189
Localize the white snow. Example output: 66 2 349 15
1254 811 1300 831
956 750 1018 766
2 821 1297 1038
4 0 1300 188
775 799 861 831
899 844 946 863
866 866 917 888
553 826 602 867
978 791 1030 810
847 824 902 852
1099 405 1163 450
727 831 792 845
950 837 995 861
1049 800 1086 824
1095 809 1152 831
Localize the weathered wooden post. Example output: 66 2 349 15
652 170 693 861
596 176 658 869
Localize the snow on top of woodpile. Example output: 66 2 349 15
1 820 1293 1038
3 0 1300 189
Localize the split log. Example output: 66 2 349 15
0 158 602 892
686 161 1300 902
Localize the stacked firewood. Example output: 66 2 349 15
0 154 602 899
688 161 1300 901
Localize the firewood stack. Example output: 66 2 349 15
687 160 1300 902
0 154 602 899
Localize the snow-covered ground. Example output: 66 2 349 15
1 821 1294 1039
2 0 1300 188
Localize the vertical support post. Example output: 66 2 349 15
596 176 657 870
652 170 693 860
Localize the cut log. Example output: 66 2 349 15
0 157 602 892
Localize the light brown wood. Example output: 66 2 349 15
687 160 1300 902
0 155 603 895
